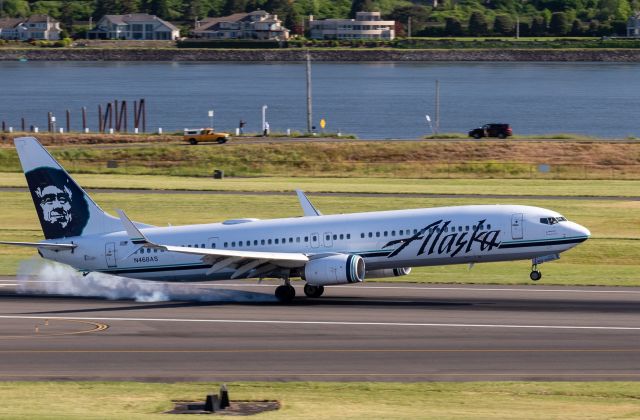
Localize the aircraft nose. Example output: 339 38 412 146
569 222 591 239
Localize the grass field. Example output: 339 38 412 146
0 381 639 419
1 173 640 197
1 140 639 179
1 188 638 285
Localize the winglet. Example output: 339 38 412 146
117 209 151 245
295 190 322 217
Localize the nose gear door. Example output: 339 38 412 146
511 213 524 240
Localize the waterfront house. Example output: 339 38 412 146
0 15 61 41
309 11 395 40
89 13 179 40
193 10 289 40
627 12 640 36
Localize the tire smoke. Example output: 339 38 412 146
16 259 276 303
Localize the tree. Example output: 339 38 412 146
493 14 514 35
530 15 547 35
60 0 74 30
444 17 463 36
387 5 431 35
184 0 203 20
549 11 569 35
119 0 141 14
349 0 373 19
1 0 30 17
148 0 171 18
570 18 584 35
222 0 245 15
468 11 489 36
94 0 120 17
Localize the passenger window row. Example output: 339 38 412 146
359 224 492 239
135 223 496 254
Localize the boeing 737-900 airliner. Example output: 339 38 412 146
0 138 590 302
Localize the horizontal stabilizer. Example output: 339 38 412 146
0 241 77 250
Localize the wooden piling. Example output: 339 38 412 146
98 105 103 132
66 109 70 133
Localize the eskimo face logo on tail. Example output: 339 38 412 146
25 167 89 239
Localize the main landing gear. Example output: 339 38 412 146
303 284 325 298
275 278 295 303
530 262 542 281
274 282 326 302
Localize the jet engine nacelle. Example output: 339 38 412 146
303 254 365 286
365 267 412 279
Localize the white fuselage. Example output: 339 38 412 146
41 204 590 282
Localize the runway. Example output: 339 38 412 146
0 278 639 382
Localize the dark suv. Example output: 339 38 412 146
468 123 512 139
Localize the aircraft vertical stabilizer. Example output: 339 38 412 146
14 137 123 239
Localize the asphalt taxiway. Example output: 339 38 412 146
0 277 639 382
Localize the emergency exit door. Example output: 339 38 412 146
511 213 524 240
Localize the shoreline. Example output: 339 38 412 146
2 48 640 62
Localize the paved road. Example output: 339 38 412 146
0 278 638 382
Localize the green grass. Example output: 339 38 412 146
1 173 640 197
1 191 638 285
2 140 639 179
0 381 639 419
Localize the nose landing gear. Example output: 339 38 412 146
530 263 542 281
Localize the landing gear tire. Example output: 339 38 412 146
275 285 296 303
530 270 542 281
304 284 324 298
189 138 198 145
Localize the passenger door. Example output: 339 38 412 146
105 242 117 268
511 213 524 240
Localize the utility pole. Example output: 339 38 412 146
435 80 440 134
306 50 313 134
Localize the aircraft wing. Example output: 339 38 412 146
117 210 309 278
0 241 77 250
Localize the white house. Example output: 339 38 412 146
309 11 395 40
0 15 61 40
627 12 640 37
89 13 179 40
194 10 289 40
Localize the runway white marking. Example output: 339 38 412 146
199 283 640 295
0 315 638 331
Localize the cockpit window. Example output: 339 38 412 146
540 216 567 225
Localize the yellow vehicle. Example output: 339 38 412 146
183 128 230 145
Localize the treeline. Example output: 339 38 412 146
0 0 636 37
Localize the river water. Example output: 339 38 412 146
0 61 639 139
